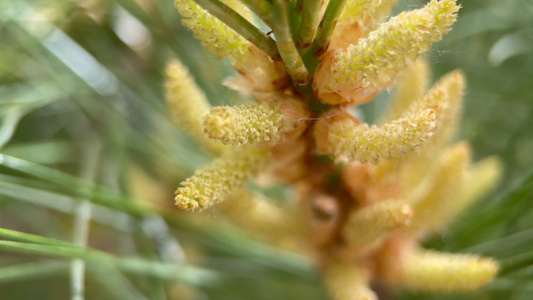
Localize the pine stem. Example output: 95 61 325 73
272 0 311 85
296 0 328 49
194 0 280 59
312 0 348 56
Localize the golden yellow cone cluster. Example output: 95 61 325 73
375 69 467 186
203 97 309 146
334 0 458 86
203 102 285 146
314 0 459 105
174 146 268 210
326 108 436 164
397 248 499 292
335 0 458 86
167 0 502 299
344 199 412 247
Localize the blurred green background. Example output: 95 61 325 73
0 0 532 299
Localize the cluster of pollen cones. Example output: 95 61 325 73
167 0 502 299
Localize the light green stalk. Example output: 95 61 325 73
271 0 310 85
312 0 349 56
296 0 329 49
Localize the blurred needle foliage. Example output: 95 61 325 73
0 0 532 299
